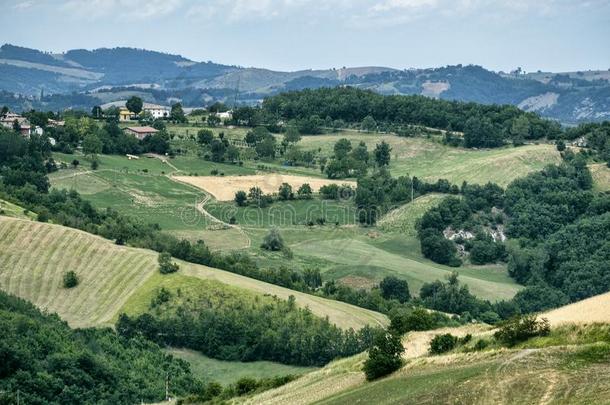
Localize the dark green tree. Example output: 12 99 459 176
363 330 404 380
126 96 143 115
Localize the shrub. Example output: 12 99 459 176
297 183 313 199
37 208 50 223
494 314 550 346
234 190 247 206
158 252 180 274
63 271 79 288
363 330 404 380
235 377 259 396
261 228 285 251
429 333 458 354
389 308 435 334
473 338 490 351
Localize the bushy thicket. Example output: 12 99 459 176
0 291 202 404
117 287 378 367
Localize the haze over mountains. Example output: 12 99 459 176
1 43 609 124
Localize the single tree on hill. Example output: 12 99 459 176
363 329 404 380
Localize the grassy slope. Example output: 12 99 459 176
0 217 387 330
291 237 519 301
239 323 610 405
167 349 315 386
0 199 36 220
298 134 561 187
50 152 252 250
377 193 448 236
590 163 610 191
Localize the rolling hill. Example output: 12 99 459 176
1 44 609 123
238 295 610 404
0 216 387 330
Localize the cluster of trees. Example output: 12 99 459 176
196 129 240 163
564 121 610 165
117 288 378 367
0 291 202 404
415 156 610 314
234 183 313 208
233 87 562 147
50 115 171 156
356 169 461 225
323 138 391 179
416 182 506 266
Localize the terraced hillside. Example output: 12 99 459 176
0 216 387 329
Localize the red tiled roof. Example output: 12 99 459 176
125 126 158 134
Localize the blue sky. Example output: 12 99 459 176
2 0 610 72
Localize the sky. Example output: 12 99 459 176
1 0 609 73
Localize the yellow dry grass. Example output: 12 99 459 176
542 292 610 326
173 174 356 201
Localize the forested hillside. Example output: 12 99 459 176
0 291 202 404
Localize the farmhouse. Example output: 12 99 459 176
119 108 135 122
124 126 158 140
143 103 170 119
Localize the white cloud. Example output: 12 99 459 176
61 0 183 20
371 0 438 12
13 1 35 10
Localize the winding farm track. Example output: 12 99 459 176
0 216 386 330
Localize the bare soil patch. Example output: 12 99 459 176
173 174 356 201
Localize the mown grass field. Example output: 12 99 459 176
239 323 610 405
298 134 561 186
0 217 388 330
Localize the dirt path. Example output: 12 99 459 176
194 194 252 249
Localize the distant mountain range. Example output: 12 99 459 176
1 44 609 124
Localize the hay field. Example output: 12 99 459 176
0 217 387 330
542 292 610 326
174 174 356 201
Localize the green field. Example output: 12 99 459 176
167 349 315 386
0 217 388 330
